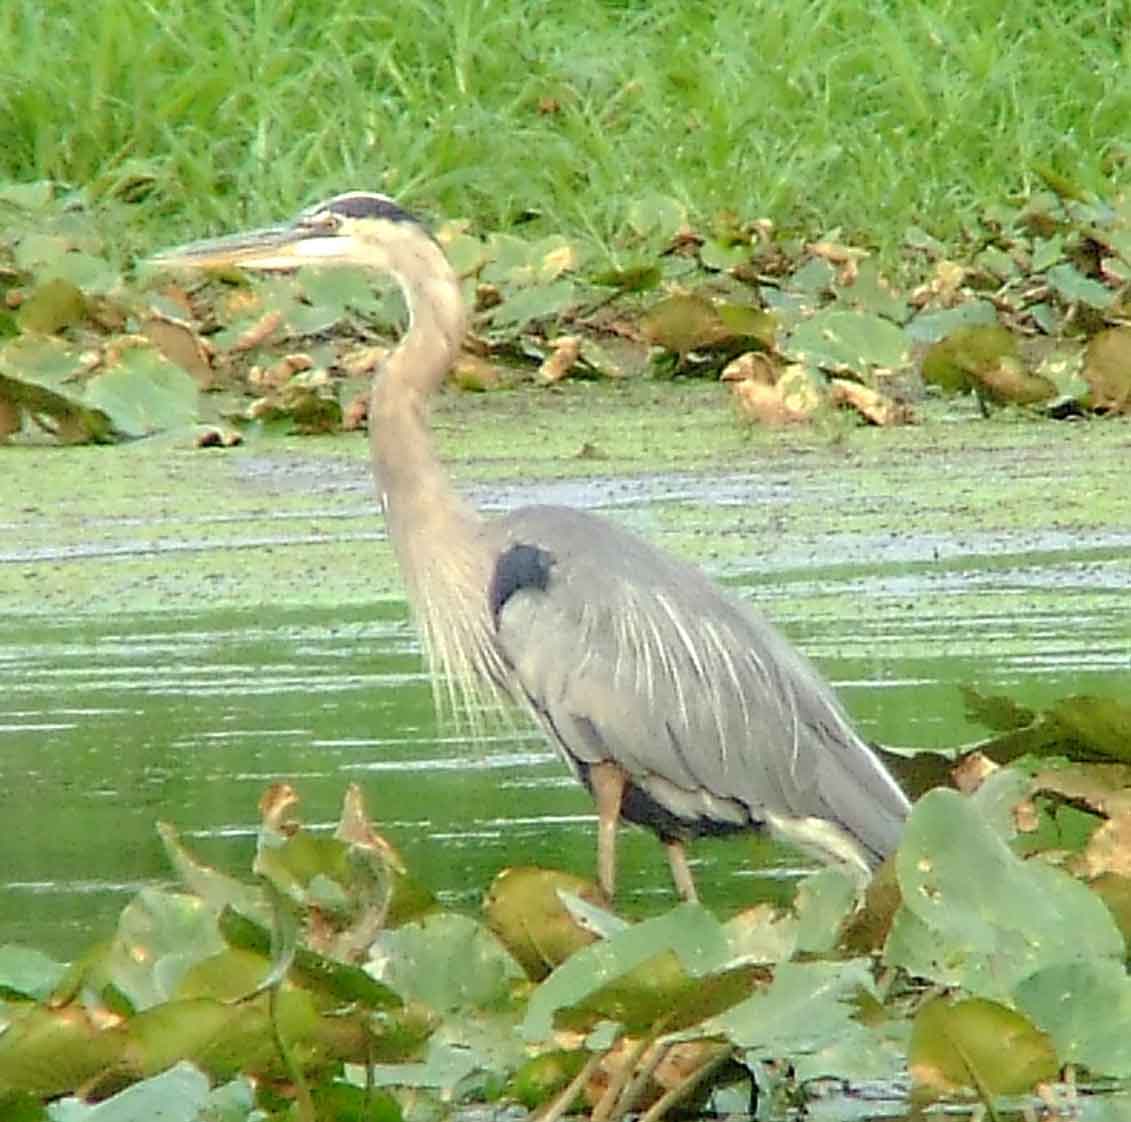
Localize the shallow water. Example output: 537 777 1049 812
2 500 1127 958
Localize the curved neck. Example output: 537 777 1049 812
368 239 478 582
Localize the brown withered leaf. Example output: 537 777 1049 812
450 354 502 391
720 351 777 386
952 751 998 795
1082 812 1131 879
142 315 214 388
1032 763 1131 818
828 378 916 426
539 335 581 384
1082 327 1131 412
249 353 314 391
726 363 819 425
231 310 283 353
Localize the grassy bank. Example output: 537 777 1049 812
2 0 1129 258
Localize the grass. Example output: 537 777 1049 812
2 0 1130 262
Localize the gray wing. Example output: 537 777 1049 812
482 505 909 865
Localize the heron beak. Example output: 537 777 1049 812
149 225 360 272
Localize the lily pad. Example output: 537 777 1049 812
909 997 1056 1101
886 789 1124 996
784 308 909 375
82 347 198 437
1015 959 1131 1077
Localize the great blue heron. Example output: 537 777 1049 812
153 191 910 902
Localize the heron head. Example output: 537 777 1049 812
149 191 429 274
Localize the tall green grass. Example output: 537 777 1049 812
2 0 1128 256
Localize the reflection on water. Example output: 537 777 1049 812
1 538 1128 958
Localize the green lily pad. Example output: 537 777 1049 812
1046 263 1114 310
785 308 910 375
520 903 731 1042
369 913 523 1014
909 997 1057 1101
46 1062 210 1122
886 789 1123 996
0 946 67 1001
1015 960 1131 1077
83 347 198 437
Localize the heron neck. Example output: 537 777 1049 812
368 267 479 569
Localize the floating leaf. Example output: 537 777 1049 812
625 195 687 243
0 946 67 1001
784 308 909 375
83 347 198 437
709 959 896 1082
16 278 87 334
369 913 523 1014
909 997 1056 1101
488 280 576 328
836 259 909 322
905 300 999 344
46 1062 210 1122
1046 263 1114 310
1015 960 1131 1077
520 903 731 1042
699 238 750 271
0 1004 123 1097
484 867 601 980
886 789 1123 996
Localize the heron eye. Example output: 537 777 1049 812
300 211 341 234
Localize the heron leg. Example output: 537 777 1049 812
664 838 699 903
590 761 626 901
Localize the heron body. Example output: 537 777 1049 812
154 191 910 901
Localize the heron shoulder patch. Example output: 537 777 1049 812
489 543 555 626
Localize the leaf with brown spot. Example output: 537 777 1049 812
909 997 1057 1103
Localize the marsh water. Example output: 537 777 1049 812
3 447 1129 959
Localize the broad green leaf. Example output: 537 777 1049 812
909 997 1056 1100
1030 235 1065 273
46 1062 209 1122
108 888 225 1011
625 195 687 243
792 867 858 954
218 907 401 1009
520 903 730 1041
837 259 909 322
84 349 198 437
905 300 998 343
1015 960 1131 1076
370 913 523 1014
16 278 87 333
707 960 895 1081
0 1004 123 1097
1046 263 1114 310
886 789 1123 996
484 867 601 981
0 945 67 1000
785 308 909 374
700 238 750 271
488 280 576 328
156 822 268 921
